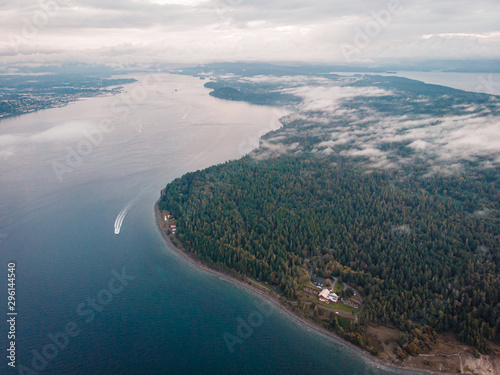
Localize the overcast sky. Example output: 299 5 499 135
1 0 499 68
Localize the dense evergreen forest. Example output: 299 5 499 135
159 154 499 354
163 69 499 356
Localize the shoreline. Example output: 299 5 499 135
154 200 451 375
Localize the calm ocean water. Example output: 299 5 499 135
0 74 425 374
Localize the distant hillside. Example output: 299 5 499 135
206 83 300 106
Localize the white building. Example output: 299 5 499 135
319 289 338 303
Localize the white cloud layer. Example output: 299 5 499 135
247 74 500 174
0 0 499 66
0 120 99 159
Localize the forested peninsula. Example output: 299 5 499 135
158 69 499 372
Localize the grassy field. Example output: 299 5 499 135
331 301 359 314
315 298 359 314
333 281 343 293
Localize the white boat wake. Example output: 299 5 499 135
114 183 158 235
114 201 134 234
182 107 191 120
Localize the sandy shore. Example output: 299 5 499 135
154 200 452 375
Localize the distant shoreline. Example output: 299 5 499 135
154 199 446 375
